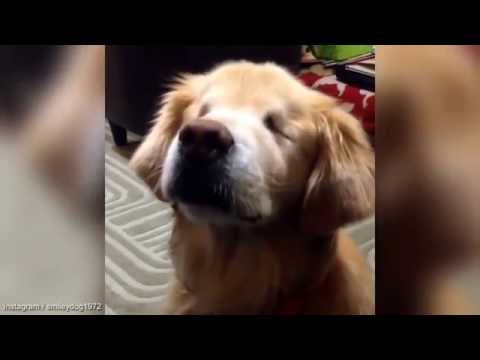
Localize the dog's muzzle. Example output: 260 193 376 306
179 119 234 161
169 120 235 211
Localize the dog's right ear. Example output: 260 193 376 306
129 74 201 200
301 104 375 235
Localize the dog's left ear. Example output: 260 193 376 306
129 74 201 200
302 105 375 235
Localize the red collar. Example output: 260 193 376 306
275 293 311 315
274 234 336 315
463 45 480 58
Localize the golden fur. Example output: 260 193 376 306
130 61 375 314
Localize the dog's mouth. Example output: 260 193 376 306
237 214 262 223
170 161 232 209
168 161 262 224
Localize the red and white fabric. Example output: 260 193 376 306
297 67 375 137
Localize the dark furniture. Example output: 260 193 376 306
106 46 302 146
335 64 375 92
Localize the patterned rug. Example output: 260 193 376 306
105 126 174 315
105 124 375 315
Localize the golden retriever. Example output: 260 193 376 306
130 61 375 314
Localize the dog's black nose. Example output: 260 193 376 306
179 120 234 160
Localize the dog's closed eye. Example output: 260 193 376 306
263 113 292 141
198 103 210 117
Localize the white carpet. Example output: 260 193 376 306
105 127 174 315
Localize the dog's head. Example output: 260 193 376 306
130 61 374 234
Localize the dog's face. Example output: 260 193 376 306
131 61 374 233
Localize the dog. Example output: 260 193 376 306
130 61 375 314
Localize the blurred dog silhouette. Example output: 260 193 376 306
20 45 105 224
377 45 480 314
0 46 104 314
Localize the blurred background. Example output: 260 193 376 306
0 45 104 314
376 45 480 314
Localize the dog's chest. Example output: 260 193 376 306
169 222 322 313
